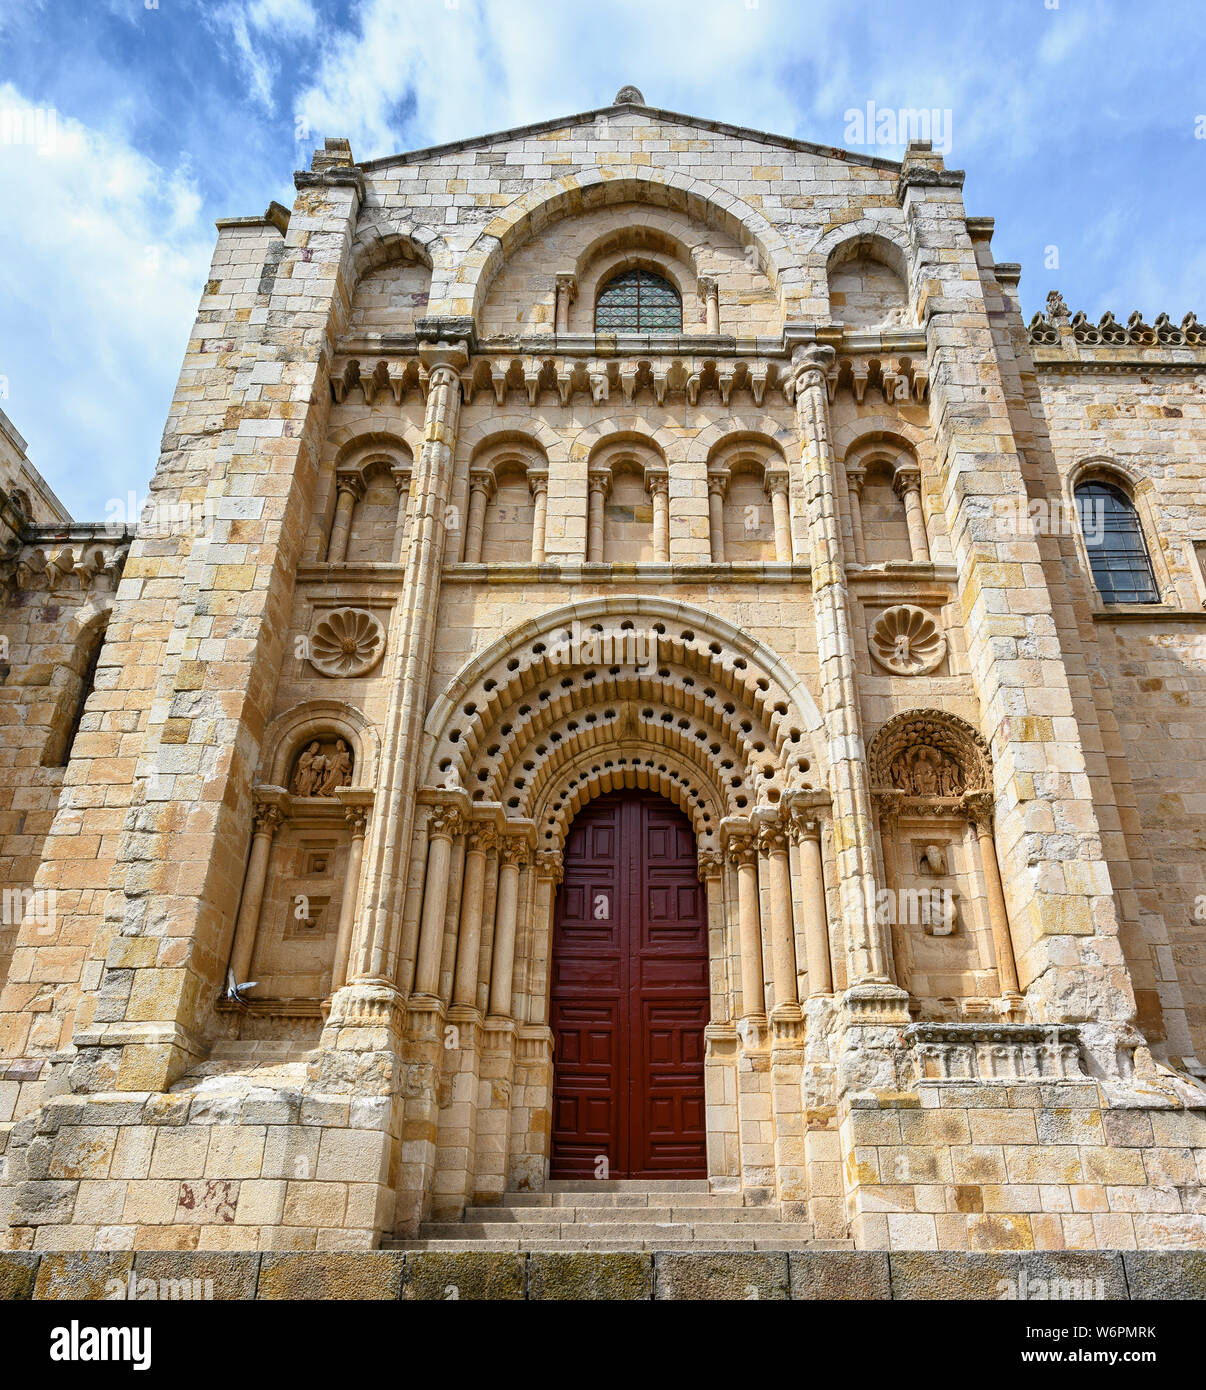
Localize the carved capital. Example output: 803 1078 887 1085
726 834 758 868
427 804 465 840
418 339 470 381
706 473 728 499
467 824 499 855
763 470 789 501
528 470 549 499
756 818 789 854
252 802 283 835
500 839 529 868
892 466 922 500
533 849 564 883
588 471 611 497
334 471 367 502
697 849 725 880
646 472 669 498
468 468 497 500
789 344 836 396
961 790 996 829
345 805 369 836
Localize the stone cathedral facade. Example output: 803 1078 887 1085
1 88 1206 1258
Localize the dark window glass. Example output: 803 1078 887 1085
1075 480 1160 604
595 269 682 333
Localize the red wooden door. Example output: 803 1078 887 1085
550 791 709 1178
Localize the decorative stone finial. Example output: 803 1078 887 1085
614 85 645 106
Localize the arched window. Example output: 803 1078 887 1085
1074 479 1160 604
595 269 682 333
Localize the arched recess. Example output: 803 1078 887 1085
867 708 991 796
456 170 802 325
843 431 925 565
322 432 416 564
421 596 826 854
811 223 913 328
706 432 792 564
342 223 448 338
40 602 113 769
464 432 551 564
260 699 379 790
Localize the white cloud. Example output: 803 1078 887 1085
0 84 212 517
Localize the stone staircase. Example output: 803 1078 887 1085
389 1180 852 1252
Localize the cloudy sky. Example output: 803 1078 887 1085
1 0 1203 518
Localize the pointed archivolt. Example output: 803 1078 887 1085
421 597 825 851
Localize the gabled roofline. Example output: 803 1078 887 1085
356 102 903 175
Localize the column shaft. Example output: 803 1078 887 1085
229 807 279 987
708 482 726 563
762 831 798 1011
415 814 459 996
651 479 669 562
796 825 832 996
326 485 357 564
733 844 765 1017
587 478 607 562
974 817 1021 996
490 851 523 1016
464 480 489 564
331 811 367 993
529 477 548 563
453 833 490 1008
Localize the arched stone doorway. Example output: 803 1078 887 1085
549 790 709 1179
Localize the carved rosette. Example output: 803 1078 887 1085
309 608 386 678
869 605 947 676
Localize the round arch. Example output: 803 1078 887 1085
260 699 380 789
453 170 802 324
421 596 826 852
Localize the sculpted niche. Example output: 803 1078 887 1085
290 738 354 797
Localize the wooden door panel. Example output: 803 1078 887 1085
551 791 709 1179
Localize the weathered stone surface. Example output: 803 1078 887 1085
890 1251 1021 1300
34 1253 135 1301
403 1252 525 1301
134 1251 261 1301
654 1252 789 1301
1123 1251 1206 1300
790 1251 890 1300
528 1252 651 1301
257 1252 404 1300
0 1253 38 1300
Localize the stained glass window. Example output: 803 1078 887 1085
1075 479 1160 604
595 269 682 333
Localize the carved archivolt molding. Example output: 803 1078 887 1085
309 607 386 677
868 605 947 676
868 709 991 799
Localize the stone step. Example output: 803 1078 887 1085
393 1237 852 1253
543 1179 712 1192
420 1221 811 1242
498 1190 750 1209
465 1205 795 1224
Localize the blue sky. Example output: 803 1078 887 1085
1 0 1203 519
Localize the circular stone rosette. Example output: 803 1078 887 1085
308 607 386 677
869 605 947 676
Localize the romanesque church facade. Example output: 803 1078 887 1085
2 88 1205 1255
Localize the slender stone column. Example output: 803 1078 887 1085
489 841 526 1017
894 466 930 563
347 340 468 988
846 465 867 566
229 800 282 988
707 475 727 563
414 805 463 997
649 473 670 562
791 345 891 990
554 273 577 334
698 276 720 334
527 851 563 1026
390 465 412 564
728 834 765 1018
330 804 368 993
766 473 793 562
587 472 608 562
529 472 549 563
789 804 833 997
325 475 364 564
758 819 799 1014
873 796 907 991
453 825 495 1008
697 850 728 1020
463 469 494 564
965 793 1022 1003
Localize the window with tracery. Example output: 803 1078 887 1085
594 269 682 332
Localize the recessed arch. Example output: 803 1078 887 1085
421 597 825 849
456 169 802 324
261 699 379 789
